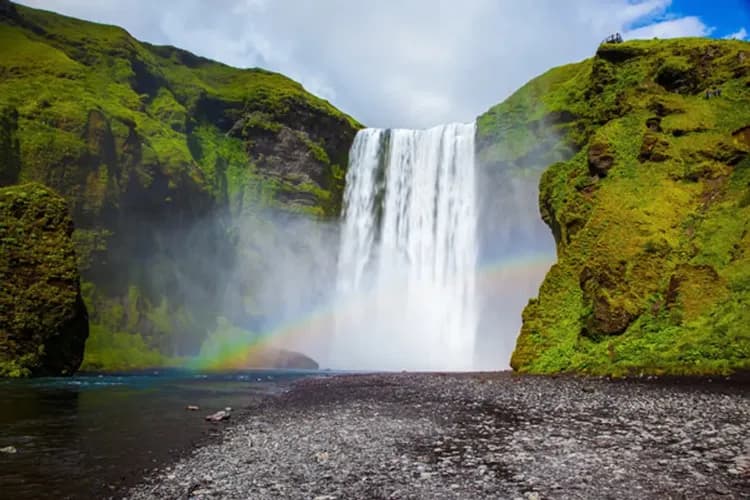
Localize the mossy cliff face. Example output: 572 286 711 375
478 38 750 375
0 1 361 369
0 183 88 376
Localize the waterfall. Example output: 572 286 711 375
331 123 479 371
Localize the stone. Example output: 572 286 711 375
205 410 231 422
0 184 88 377
587 141 615 177
639 131 670 162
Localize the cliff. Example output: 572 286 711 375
0 1 361 369
0 183 88 376
478 37 750 375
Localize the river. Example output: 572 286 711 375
0 369 320 499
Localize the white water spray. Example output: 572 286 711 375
331 123 479 370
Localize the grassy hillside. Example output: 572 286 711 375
0 1 361 370
478 37 750 375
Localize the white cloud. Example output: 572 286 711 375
724 27 748 40
19 0 711 128
624 16 711 40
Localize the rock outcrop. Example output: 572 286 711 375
249 348 319 370
0 2 361 369
478 37 750 375
0 183 88 376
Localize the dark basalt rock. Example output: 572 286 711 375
0 183 89 376
0 106 20 186
545 110 578 125
587 141 614 177
639 131 670 162
580 264 638 338
645 117 662 132
243 347 319 370
0 0 16 20
693 138 748 166
655 59 696 93
596 43 644 63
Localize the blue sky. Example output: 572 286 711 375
628 0 750 39
20 0 750 128
669 0 749 38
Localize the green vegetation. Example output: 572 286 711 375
0 183 88 376
0 2 360 219
79 324 175 372
0 2 361 373
478 38 750 375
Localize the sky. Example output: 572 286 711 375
18 0 750 129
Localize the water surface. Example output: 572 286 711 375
0 369 318 499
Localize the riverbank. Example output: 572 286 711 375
127 372 750 499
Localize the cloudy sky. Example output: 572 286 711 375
19 0 750 128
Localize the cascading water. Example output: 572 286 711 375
331 123 479 371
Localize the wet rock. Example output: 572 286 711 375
222 347 319 371
205 410 231 422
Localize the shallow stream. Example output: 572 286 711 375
0 369 320 499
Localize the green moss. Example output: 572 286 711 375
477 37 750 376
0 183 88 376
0 353 35 377
0 2 363 371
80 323 175 371
0 3 361 219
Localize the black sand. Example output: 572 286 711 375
127 372 750 499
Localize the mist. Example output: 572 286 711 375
474 173 557 370
150 122 560 372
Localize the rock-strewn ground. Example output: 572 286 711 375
128 373 750 499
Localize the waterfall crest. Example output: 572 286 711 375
332 123 479 370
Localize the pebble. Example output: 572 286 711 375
127 373 750 500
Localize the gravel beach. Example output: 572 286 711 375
127 372 750 499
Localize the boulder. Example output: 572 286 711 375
579 264 638 337
205 410 230 422
0 183 89 377
232 347 319 371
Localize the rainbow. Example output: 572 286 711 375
187 251 556 371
